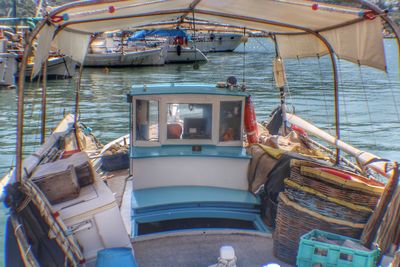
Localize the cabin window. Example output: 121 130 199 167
219 101 242 142
136 99 159 141
166 103 212 140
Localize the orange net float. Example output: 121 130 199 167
244 96 258 144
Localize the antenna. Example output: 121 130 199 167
242 27 246 85
192 11 199 70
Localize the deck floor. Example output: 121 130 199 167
132 231 293 267
101 169 130 206
97 169 294 267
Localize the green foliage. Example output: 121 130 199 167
0 0 36 17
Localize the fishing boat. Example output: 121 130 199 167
2 1 400 267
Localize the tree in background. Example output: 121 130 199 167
0 0 72 18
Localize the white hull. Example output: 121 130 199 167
0 53 18 87
25 56 77 79
165 46 208 63
192 33 242 52
84 48 165 67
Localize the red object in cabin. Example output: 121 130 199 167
244 96 258 144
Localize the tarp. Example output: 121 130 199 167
32 24 56 78
35 0 388 70
128 29 187 41
52 30 90 64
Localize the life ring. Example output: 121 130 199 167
244 96 258 143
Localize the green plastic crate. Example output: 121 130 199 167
297 229 379 267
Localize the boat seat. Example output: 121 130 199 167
132 186 260 213
130 186 268 236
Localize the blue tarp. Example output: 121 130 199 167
128 29 187 41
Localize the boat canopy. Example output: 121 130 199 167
32 0 388 75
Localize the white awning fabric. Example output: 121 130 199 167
32 24 56 78
52 30 91 64
35 0 387 70
275 19 386 70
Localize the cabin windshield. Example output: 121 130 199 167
136 99 159 141
167 103 212 140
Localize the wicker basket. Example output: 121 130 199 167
273 193 365 264
289 165 381 209
285 187 371 223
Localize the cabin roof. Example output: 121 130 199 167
128 83 250 97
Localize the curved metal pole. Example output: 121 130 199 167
308 32 341 164
41 58 48 144
74 64 84 151
16 19 48 183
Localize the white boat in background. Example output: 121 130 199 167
3 1 400 267
25 56 78 79
0 52 18 87
165 45 207 63
84 48 166 67
128 29 208 64
191 32 243 52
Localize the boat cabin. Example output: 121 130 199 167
127 83 266 236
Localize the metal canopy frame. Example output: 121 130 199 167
14 0 400 182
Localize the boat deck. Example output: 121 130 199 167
101 169 130 206
132 231 293 267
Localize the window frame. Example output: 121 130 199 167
131 94 245 147
132 96 161 147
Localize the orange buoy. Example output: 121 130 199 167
244 96 258 143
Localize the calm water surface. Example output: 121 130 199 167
0 38 399 263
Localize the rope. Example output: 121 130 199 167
10 214 40 267
295 56 311 117
337 59 352 145
21 178 84 266
216 256 237 267
358 65 378 148
384 71 400 121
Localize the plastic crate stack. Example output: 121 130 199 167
273 159 385 265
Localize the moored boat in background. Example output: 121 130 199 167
190 32 243 52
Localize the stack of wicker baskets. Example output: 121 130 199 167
273 159 384 264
